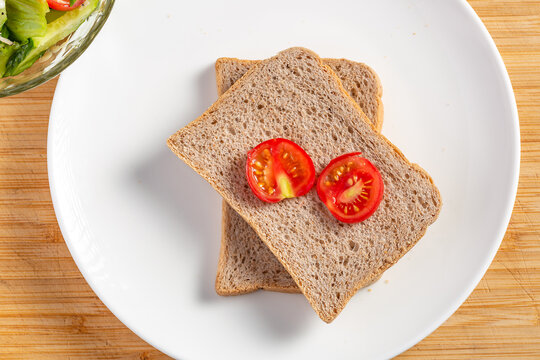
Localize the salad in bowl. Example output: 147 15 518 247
0 0 113 97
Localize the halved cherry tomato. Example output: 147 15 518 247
47 0 85 11
246 138 316 203
317 153 384 223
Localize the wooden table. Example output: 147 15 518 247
0 1 538 358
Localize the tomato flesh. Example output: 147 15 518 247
246 138 316 203
317 153 384 223
47 0 85 11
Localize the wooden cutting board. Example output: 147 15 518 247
0 1 538 358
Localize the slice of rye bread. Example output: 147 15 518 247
167 47 442 323
214 57 384 295
216 58 384 130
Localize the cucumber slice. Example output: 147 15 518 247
0 40 19 76
6 0 49 42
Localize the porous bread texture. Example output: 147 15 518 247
216 201 301 294
168 47 442 323
324 58 384 131
215 57 384 295
215 58 383 130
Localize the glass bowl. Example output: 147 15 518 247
0 0 114 98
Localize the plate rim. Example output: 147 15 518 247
47 1 520 358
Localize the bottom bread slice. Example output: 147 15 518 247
214 57 383 295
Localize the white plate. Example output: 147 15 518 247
48 1 519 359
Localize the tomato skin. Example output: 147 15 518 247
47 0 85 11
317 153 384 223
246 138 316 203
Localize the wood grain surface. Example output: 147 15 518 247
0 1 538 358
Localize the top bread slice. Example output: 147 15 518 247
168 47 442 323
214 57 384 295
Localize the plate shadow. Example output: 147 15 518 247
133 64 313 337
